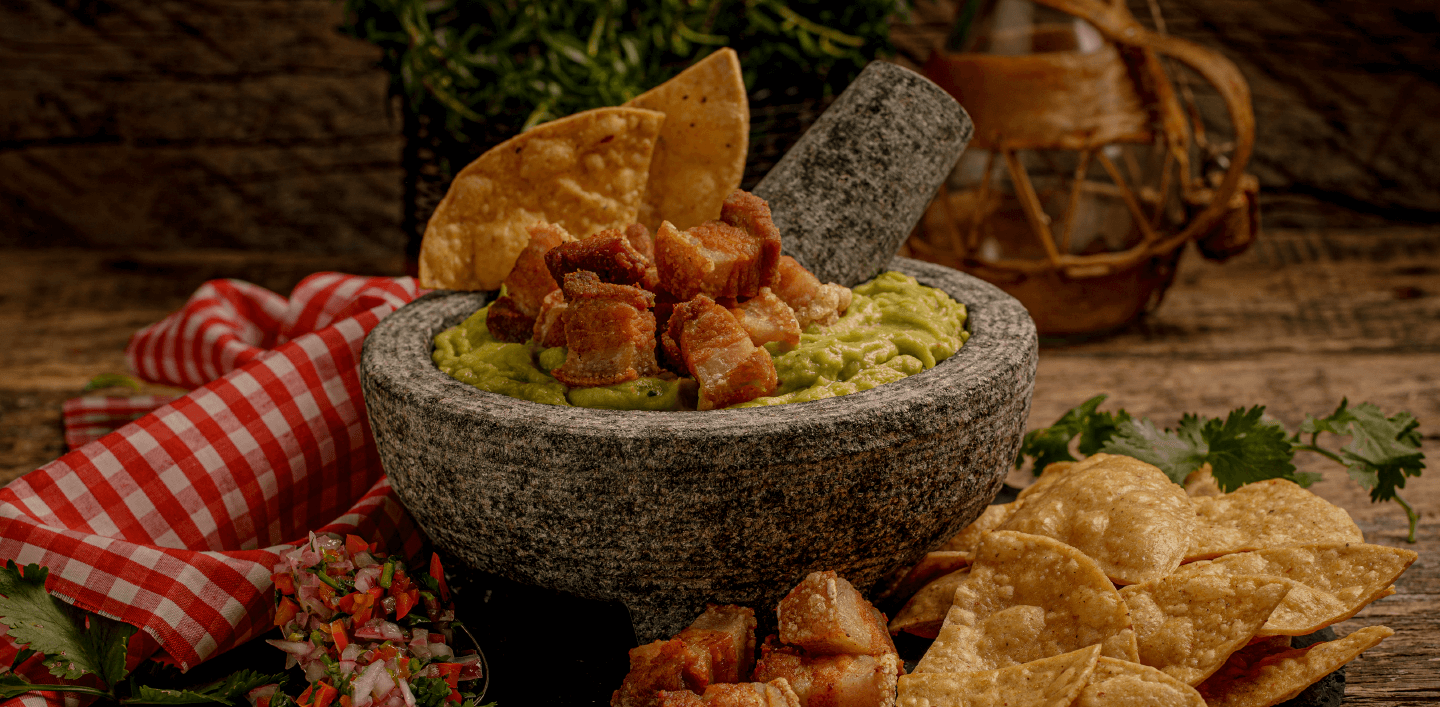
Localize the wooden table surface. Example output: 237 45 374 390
2 229 1436 703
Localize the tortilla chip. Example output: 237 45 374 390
898 645 1101 707
937 503 1018 554
1172 543 1416 635
1196 625 1394 707
1073 657 1205 707
890 568 969 639
998 454 1194 585
1119 574 1290 686
916 531 1137 674
419 107 665 291
1185 479 1364 561
625 48 748 231
885 551 973 607
1016 461 1076 501
1183 464 1224 497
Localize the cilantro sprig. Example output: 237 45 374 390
1017 395 1427 542
0 561 285 704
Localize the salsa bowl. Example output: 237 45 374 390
360 256 1037 641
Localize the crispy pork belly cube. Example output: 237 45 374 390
508 223 572 314
625 222 656 263
678 604 759 684
778 571 896 657
655 193 782 301
553 271 660 388
663 295 778 410
532 289 569 348
613 639 711 707
753 647 899 707
484 295 536 343
546 229 652 286
658 681 801 707
729 288 801 350
486 223 572 342
771 256 852 329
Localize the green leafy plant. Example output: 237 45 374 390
0 561 284 704
339 0 907 159
1017 395 1426 542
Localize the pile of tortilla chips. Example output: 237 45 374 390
890 454 1415 707
419 48 750 292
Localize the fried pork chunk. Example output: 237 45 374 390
778 571 896 657
663 295 778 410
655 190 782 301
729 287 801 351
613 639 710 707
657 681 801 707
485 222 572 342
552 271 660 388
753 647 900 707
771 256 851 329
546 228 652 286
532 289 568 348
678 605 759 685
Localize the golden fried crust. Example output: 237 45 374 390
625 222 656 263
729 287 801 350
613 639 710 707
553 271 659 388
484 295 536 343
547 229 652 286
771 256 850 329
665 295 777 409
532 289 569 348
503 222 572 317
719 189 782 288
655 191 782 302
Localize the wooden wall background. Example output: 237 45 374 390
1 0 1437 256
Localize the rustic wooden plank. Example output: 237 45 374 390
0 0 406 254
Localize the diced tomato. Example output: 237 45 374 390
318 583 337 610
313 681 338 707
272 572 296 595
258 697 271 707
345 534 369 557
337 592 356 614
297 685 315 706
330 619 349 652
339 696 352 707
394 589 416 620
433 662 462 688
429 553 451 603
351 606 373 625
448 690 461 704
274 597 300 627
376 644 398 662
429 633 445 644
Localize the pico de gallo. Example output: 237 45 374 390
253 532 485 707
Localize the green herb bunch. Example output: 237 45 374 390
1018 395 1427 542
338 0 907 151
0 562 285 705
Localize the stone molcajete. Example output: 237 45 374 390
360 62 1036 642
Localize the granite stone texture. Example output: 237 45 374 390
753 61 973 288
361 258 1037 641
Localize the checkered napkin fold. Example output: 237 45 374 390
0 273 428 701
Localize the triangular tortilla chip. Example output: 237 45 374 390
419 107 665 290
898 645 1101 707
1196 625 1393 707
625 48 748 231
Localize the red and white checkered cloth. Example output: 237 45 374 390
0 272 427 704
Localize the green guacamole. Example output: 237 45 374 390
431 271 968 410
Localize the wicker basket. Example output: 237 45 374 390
904 0 1259 336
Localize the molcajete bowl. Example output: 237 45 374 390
360 256 1037 641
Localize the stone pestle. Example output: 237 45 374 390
754 60 973 288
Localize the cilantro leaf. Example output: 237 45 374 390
1018 395 1130 474
125 669 283 705
0 561 136 687
1100 416 1207 484
1199 406 1298 492
1301 399 1426 541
